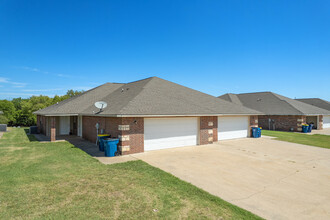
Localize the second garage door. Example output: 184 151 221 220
324 116 330 129
144 117 198 151
218 116 249 140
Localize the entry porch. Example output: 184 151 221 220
37 115 83 142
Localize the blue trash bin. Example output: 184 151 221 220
302 125 309 133
257 127 262 137
104 138 119 157
97 134 110 151
308 124 313 133
251 127 259 138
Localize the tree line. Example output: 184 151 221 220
0 90 84 126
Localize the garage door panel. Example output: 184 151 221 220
145 135 197 149
144 117 198 151
145 127 197 140
218 116 248 140
324 116 330 128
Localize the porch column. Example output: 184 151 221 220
50 116 56 142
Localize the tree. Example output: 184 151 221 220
12 97 24 110
65 90 84 98
0 115 8 124
0 89 84 126
0 100 16 125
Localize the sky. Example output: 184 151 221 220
0 0 330 100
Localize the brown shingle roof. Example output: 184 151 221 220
219 92 330 115
35 77 261 116
296 98 330 111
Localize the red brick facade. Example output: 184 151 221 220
258 115 306 132
36 115 57 141
318 115 323 130
37 114 260 155
249 115 259 137
50 116 56 142
37 115 47 135
120 117 144 155
82 116 144 155
199 116 218 145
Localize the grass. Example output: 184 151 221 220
262 130 330 149
0 128 261 219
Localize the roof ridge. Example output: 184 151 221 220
271 92 305 115
120 78 260 115
274 93 330 114
236 91 273 95
116 77 155 114
125 76 156 84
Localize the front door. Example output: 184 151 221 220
70 116 78 135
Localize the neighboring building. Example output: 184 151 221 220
34 77 260 155
219 92 330 131
296 98 330 128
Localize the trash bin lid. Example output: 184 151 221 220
98 134 110 137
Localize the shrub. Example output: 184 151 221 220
0 115 8 124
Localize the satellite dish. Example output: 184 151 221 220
94 101 108 110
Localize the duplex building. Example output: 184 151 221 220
219 92 330 131
296 98 330 128
35 77 260 155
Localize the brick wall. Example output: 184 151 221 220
249 115 259 137
258 115 306 132
82 116 220 155
37 115 47 135
121 117 144 155
318 115 323 130
199 116 218 145
37 115 41 133
82 116 144 155
50 116 56 142
82 116 107 143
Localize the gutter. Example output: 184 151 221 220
79 113 264 117
36 113 79 116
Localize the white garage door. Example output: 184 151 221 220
59 116 70 135
144 117 198 151
218 116 249 140
324 116 330 128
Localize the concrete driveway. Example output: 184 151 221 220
134 137 330 220
309 128 330 135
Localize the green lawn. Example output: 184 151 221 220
0 128 261 219
262 130 330 149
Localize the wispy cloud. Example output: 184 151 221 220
0 77 9 83
20 66 71 78
0 92 57 98
21 66 50 74
12 82 27 88
71 86 92 91
57 74 72 78
0 77 27 88
22 88 64 92
22 66 42 72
